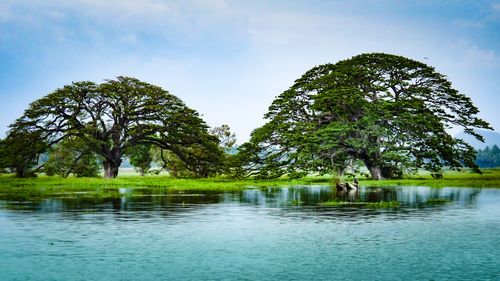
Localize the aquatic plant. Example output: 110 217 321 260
0 205 25 210
365 201 400 209
319 201 352 206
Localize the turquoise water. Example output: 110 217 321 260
1 186 499 280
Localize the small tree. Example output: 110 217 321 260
44 137 100 178
209 124 245 177
209 124 237 153
151 140 224 178
149 125 239 177
0 129 46 177
125 144 153 176
72 154 101 177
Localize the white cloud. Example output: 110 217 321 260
454 1 500 27
2 0 237 29
446 40 500 69
2 0 500 139
462 45 499 68
74 0 173 24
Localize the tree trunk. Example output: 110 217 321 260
362 150 384 180
363 158 384 180
101 147 123 179
103 160 121 179
16 168 25 178
15 167 37 178
367 165 384 180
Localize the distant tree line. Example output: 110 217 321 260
0 53 494 179
476 145 500 168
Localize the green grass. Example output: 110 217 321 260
2 168 499 189
0 168 499 202
0 173 331 201
425 198 453 204
0 174 331 190
358 168 500 188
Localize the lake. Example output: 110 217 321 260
1 185 499 280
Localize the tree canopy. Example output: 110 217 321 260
4 76 222 178
239 53 492 179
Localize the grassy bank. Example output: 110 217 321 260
0 174 333 191
358 168 500 188
0 168 499 202
2 168 500 188
0 173 333 201
1 168 500 190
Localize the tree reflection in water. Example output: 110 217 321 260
0 185 484 221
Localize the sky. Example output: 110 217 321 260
1 0 499 143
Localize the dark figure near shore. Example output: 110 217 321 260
353 176 359 185
336 181 358 191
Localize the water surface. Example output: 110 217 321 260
1 186 499 280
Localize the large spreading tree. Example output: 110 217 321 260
5 76 222 178
240 53 492 179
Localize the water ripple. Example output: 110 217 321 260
1 186 499 280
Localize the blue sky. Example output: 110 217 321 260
1 0 499 143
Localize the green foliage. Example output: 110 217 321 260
0 139 8 174
147 124 240 178
44 137 100 178
125 144 153 176
209 124 245 178
73 154 101 177
151 144 223 178
4 76 220 178
239 53 491 180
476 145 500 168
152 147 198 177
0 129 46 177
